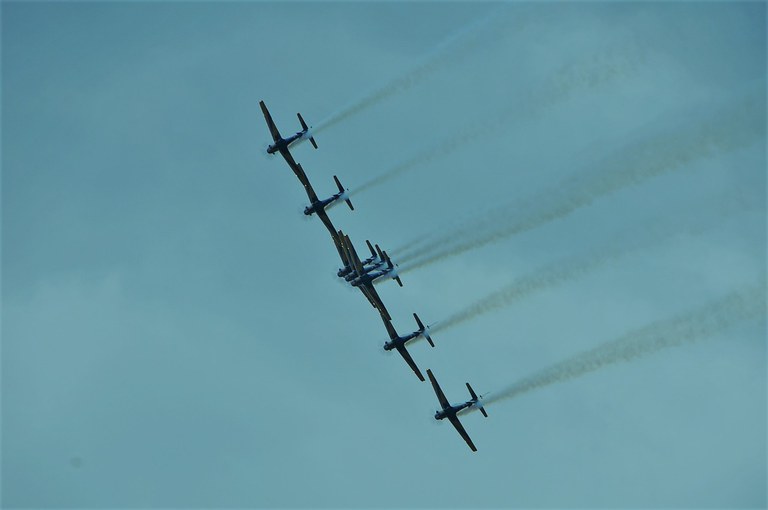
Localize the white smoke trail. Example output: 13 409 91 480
431 191 761 334
480 286 766 406
312 6 513 135
399 90 765 272
356 42 648 198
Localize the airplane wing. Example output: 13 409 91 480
345 235 367 276
357 285 379 309
279 149 309 187
315 220 345 267
332 236 348 266
315 209 337 239
381 317 399 340
303 182 320 204
426 369 451 409
333 232 350 268
361 283 392 321
296 163 319 203
340 234 391 320
395 344 425 381
259 100 282 142
447 415 477 452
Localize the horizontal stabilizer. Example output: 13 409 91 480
297 113 318 149
382 251 403 286
414 313 434 347
466 383 488 417
466 382 478 400
333 175 354 210
297 112 309 131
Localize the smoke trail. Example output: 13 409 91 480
399 90 765 272
480 286 766 407
434 251 617 333
431 191 760 334
312 7 513 135
357 42 648 198
354 127 476 195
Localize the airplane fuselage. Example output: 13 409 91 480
304 191 344 216
337 265 354 278
435 401 474 421
349 267 391 287
349 274 373 288
338 255 378 278
344 259 385 281
267 130 306 155
383 331 420 351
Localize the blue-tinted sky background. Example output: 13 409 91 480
2 2 766 508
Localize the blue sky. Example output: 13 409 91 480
2 2 766 507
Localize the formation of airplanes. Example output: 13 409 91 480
261 100 487 452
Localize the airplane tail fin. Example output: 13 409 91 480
297 113 318 149
366 240 376 260
414 313 434 347
466 383 488 417
333 175 354 210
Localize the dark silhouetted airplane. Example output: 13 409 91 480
427 368 487 452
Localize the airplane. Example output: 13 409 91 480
347 246 402 287
336 234 401 287
343 234 401 289
259 100 317 184
337 239 379 279
294 163 353 237
426 368 487 452
300 171 354 217
381 313 434 382
287 163 356 270
339 231 392 321
341 242 387 281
